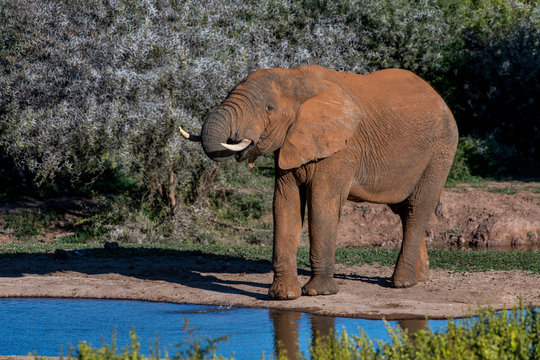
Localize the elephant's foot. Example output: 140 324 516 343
391 266 418 288
269 277 302 300
302 276 339 296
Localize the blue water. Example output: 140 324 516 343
0 298 446 359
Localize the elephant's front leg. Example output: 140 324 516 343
268 174 306 300
302 181 347 296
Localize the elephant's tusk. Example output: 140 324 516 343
179 126 202 142
221 139 252 151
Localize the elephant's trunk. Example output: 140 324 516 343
201 111 236 162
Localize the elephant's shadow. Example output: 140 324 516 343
334 273 393 288
0 247 392 299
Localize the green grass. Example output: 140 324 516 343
2 242 539 273
447 180 540 196
1 209 58 240
428 249 540 273
487 185 520 195
335 247 540 273
56 232 95 244
484 183 540 195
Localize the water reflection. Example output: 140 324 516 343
270 310 302 359
1 298 441 359
270 309 428 359
398 319 428 335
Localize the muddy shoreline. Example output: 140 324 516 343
1 253 538 320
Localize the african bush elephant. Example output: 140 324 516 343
181 65 458 300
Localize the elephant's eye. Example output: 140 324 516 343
265 105 274 112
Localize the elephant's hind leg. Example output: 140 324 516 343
391 160 447 288
392 204 434 288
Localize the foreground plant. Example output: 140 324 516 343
59 326 232 360
308 304 540 360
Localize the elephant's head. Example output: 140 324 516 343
181 66 362 170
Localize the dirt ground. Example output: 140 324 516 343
337 181 540 250
1 181 539 320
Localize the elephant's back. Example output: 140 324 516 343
358 69 444 113
347 69 456 142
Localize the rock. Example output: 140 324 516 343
53 249 69 260
104 241 120 250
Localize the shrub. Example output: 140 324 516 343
442 0 540 175
2 0 538 241
371 305 540 359
446 135 512 182
0 0 455 197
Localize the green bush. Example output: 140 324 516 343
373 305 540 360
67 325 233 360
2 0 539 241
212 193 267 222
447 138 477 183
442 0 540 175
446 136 499 183
0 0 455 195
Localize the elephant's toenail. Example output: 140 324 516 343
323 290 330 295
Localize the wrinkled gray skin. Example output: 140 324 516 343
196 65 458 300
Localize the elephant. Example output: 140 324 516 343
180 65 458 300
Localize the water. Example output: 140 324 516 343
0 298 447 359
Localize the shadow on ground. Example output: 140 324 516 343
0 247 391 300
0 248 278 300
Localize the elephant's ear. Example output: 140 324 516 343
278 83 362 170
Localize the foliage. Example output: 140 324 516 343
175 318 231 360
446 137 483 184
1 0 539 241
441 0 540 176
369 304 540 359
209 157 274 227
69 325 232 360
445 135 519 183
75 329 145 360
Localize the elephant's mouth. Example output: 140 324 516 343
219 137 260 165
235 142 259 164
